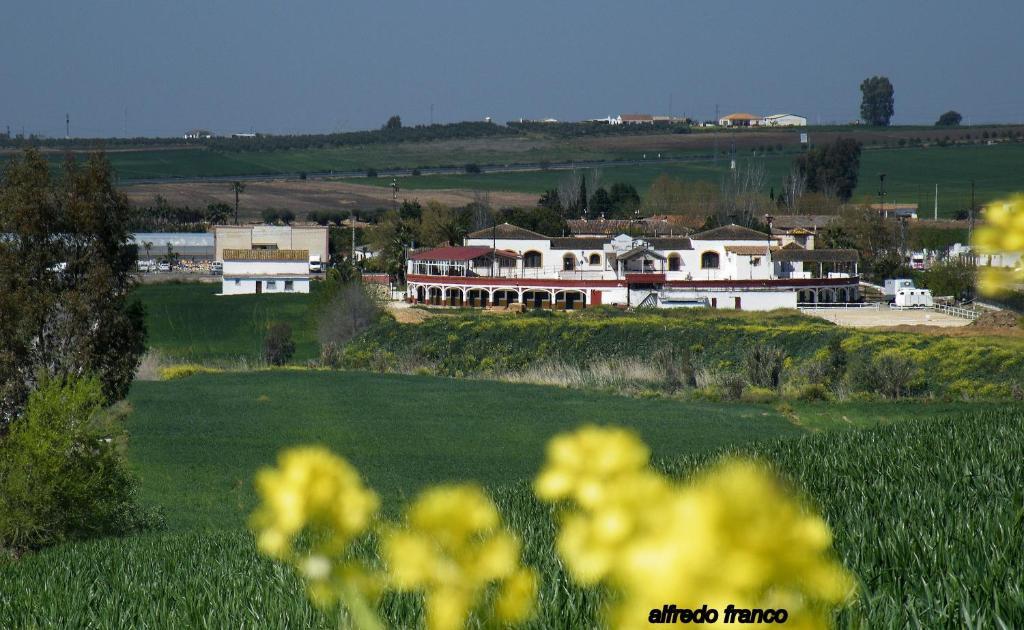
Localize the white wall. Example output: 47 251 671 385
221 278 310 295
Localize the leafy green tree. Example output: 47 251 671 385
793 139 862 201
919 258 976 301
589 188 613 217
608 182 641 218
496 206 567 236
860 76 895 126
263 322 295 366
935 111 962 127
0 377 160 552
537 189 562 213
384 115 402 130
0 149 146 426
420 201 465 246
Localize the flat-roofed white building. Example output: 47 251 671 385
761 113 807 127
214 225 328 264
221 249 310 295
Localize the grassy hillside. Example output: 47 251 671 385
346 309 1024 399
2 388 1019 627
126 371 800 530
135 282 320 363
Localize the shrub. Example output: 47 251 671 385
0 377 161 552
849 350 919 399
366 168 378 178
263 323 296 366
653 346 697 390
741 386 777 404
159 364 223 380
743 343 787 389
795 383 830 402
464 163 482 174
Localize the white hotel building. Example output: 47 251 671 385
405 224 859 311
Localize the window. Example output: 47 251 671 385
588 253 601 266
701 251 720 269
285 280 294 291
563 254 576 271
750 257 761 266
266 281 277 290
668 254 681 271
234 279 241 286
524 251 542 268
499 256 516 268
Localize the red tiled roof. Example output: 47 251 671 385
409 246 519 262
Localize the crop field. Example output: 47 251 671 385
126 371 802 530
135 282 320 363
365 143 1024 217
1 373 1019 627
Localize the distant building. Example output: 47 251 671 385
184 129 213 140
766 215 836 249
870 204 919 220
214 225 329 264
131 232 215 260
231 133 257 138
221 249 310 295
718 113 761 127
620 113 655 125
761 113 807 127
588 115 623 125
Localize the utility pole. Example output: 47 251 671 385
968 180 976 241
934 184 938 221
351 210 357 262
65 114 70 139
713 104 719 164
878 173 887 217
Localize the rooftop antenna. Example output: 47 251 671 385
65 113 70 139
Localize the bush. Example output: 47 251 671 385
317 281 384 361
366 168 378 178
263 323 296 366
653 346 697 390
743 343 787 389
0 377 160 553
795 383 829 402
849 350 919 399
464 163 481 174
741 386 777 404
159 364 223 380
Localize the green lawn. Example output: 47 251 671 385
135 282 320 363
127 371 801 530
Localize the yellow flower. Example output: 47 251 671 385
250 446 380 559
973 195 1024 295
382 484 535 629
494 567 538 623
536 427 855 630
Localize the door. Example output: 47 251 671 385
734 297 741 310
256 281 262 295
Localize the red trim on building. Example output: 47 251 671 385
407 274 859 290
625 273 666 283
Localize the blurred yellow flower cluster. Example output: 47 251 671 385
973 195 1024 295
536 426 855 630
251 446 380 559
383 484 536 630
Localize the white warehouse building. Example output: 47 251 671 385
761 113 807 127
221 249 310 295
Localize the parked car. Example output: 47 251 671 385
137 259 156 272
158 261 171 272
211 261 223 275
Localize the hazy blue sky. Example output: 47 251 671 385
3 0 1021 138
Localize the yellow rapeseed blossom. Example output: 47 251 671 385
972 194 1024 295
382 484 535 630
536 426 855 630
250 446 380 559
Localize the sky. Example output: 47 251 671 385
2 0 1022 138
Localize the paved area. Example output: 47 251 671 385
802 307 973 328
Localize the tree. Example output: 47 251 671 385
384 115 402 130
644 175 686 215
608 182 641 218
823 204 905 282
860 76 895 126
496 206 567 236
317 280 384 367
419 201 465 246
578 177 588 218
537 189 562 213
935 110 963 127
0 149 147 426
230 181 245 224
0 377 159 552
263 322 295 366
589 188 613 217
793 139 862 201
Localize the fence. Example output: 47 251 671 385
799 302 880 310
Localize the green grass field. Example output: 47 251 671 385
368 143 1024 217
127 371 801 530
135 282 320 363
1 370 1019 627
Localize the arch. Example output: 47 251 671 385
836 288 848 302
428 286 443 305
522 289 553 309
588 253 602 266
668 253 681 271
555 290 587 310
523 251 542 268
467 288 490 308
700 251 720 269
415 286 425 302
562 254 576 271
492 289 519 307
444 287 465 307
818 288 834 303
